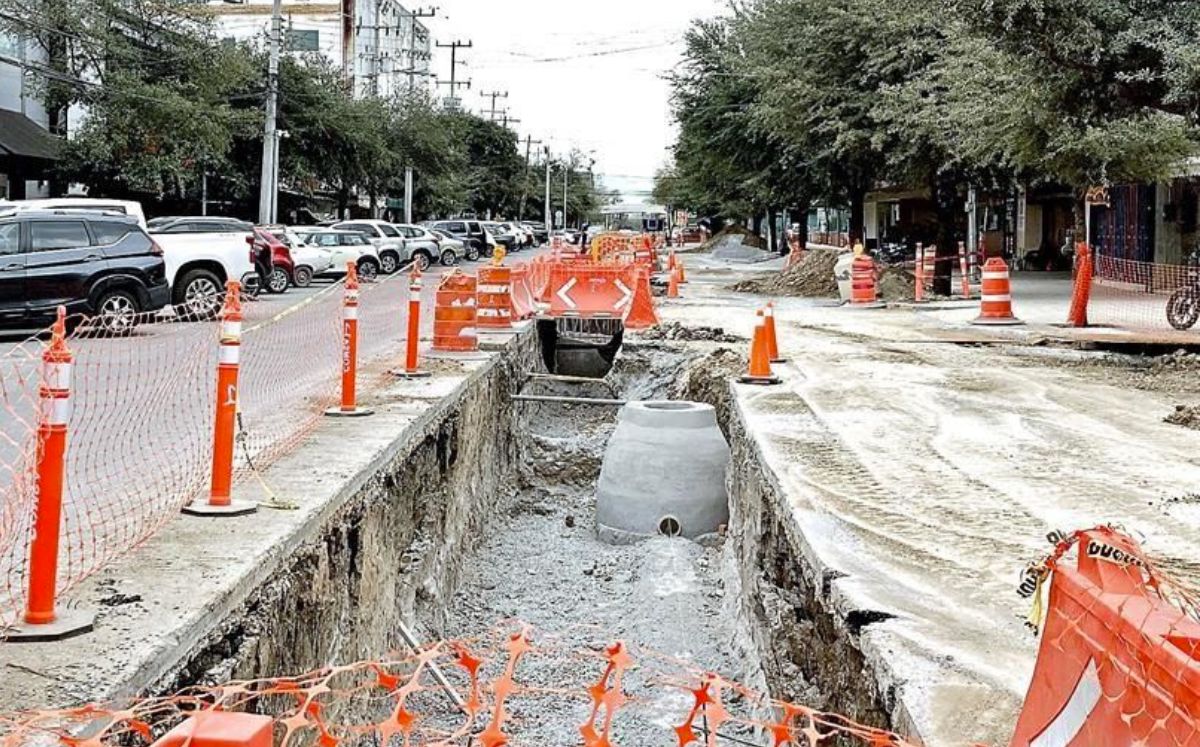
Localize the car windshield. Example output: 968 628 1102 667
379 224 401 237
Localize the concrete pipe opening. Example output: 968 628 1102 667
596 400 730 545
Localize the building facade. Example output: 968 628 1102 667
207 0 431 99
0 32 58 199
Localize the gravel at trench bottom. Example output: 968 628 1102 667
437 354 758 744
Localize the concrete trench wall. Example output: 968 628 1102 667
678 358 902 735
155 332 541 693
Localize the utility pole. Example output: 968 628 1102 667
480 90 507 121
500 112 520 130
403 6 436 91
436 39 472 108
518 135 542 220
257 0 283 224
563 166 569 230
404 167 414 223
544 146 552 233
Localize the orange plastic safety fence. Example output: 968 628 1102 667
0 337 43 628
1087 255 1200 341
0 624 916 747
0 272 418 627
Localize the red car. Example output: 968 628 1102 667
253 227 295 294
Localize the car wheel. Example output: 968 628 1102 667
465 244 481 262
95 289 140 335
380 252 400 274
413 251 432 271
440 248 458 266
267 267 290 294
175 269 223 321
293 266 314 288
358 257 380 281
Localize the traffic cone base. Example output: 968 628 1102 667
3 607 95 642
391 369 432 379
324 405 375 417
182 499 258 517
738 372 782 385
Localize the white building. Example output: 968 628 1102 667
0 32 58 199
206 0 431 99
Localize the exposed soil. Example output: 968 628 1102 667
438 344 763 744
877 266 916 302
698 225 767 253
1166 405 1200 430
730 247 842 297
633 321 746 344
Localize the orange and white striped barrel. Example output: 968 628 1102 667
972 256 1024 325
850 255 880 307
476 266 514 330
433 271 478 352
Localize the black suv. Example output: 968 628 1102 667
0 210 170 332
430 220 492 258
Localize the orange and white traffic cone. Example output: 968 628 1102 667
677 258 687 284
972 256 1024 325
739 310 781 385
764 301 785 363
326 263 373 417
394 264 432 379
7 307 96 641
849 253 883 308
667 266 681 298
185 281 257 517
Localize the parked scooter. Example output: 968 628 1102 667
1167 254 1200 331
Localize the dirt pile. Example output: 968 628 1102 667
877 266 916 302
1166 405 1200 430
699 225 767 253
730 247 842 297
636 321 746 343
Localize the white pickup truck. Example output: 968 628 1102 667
4 199 259 319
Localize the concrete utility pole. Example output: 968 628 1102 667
404 6 436 91
480 90 507 121
404 167 414 223
436 39 472 107
500 112 520 130
518 134 542 220
257 0 283 224
544 146 552 232
563 166 569 229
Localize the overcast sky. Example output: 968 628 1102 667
423 0 724 202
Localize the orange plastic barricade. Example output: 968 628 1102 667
624 266 661 330
477 266 514 330
528 257 551 303
433 270 478 352
153 712 274 747
1011 527 1200 747
972 256 1024 325
510 265 536 320
547 264 635 319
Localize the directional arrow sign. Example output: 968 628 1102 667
613 279 633 310
556 277 579 309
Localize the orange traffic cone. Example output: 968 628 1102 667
739 310 781 385
764 301 785 363
677 258 687 284
972 256 1024 325
667 267 680 298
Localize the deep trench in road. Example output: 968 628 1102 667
429 341 773 744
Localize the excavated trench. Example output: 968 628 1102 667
137 330 899 743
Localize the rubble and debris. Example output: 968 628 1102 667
636 321 745 343
730 247 842 297
1166 405 1200 430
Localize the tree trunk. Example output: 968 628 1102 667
337 184 349 219
848 185 866 245
932 173 961 297
751 214 763 236
790 199 810 251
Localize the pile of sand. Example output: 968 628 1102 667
878 266 916 302
699 225 767 252
729 247 842 297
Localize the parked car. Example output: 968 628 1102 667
251 228 296 294
330 220 407 274
0 209 169 333
8 199 259 319
263 226 332 287
674 225 706 244
501 222 533 250
483 221 518 252
146 216 253 234
521 222 548 245
392 223 459 267
429 230 468 264
428 220 489 260
297 229 382 280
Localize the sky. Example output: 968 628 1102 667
422 0 725 204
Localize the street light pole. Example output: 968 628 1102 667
562 165 569 230
544 146 552 232
257 0 282 225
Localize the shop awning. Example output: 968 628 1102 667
0 108 61 161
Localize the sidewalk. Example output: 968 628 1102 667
661 255 1200 745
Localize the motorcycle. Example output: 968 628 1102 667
1167 255 1200 331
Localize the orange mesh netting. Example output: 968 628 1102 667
1086 255 1200 341
0 272 416 627
0 624 915 747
